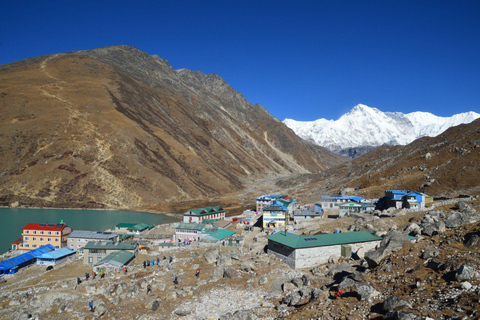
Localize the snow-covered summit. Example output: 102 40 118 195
283 104 480 153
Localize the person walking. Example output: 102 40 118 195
156 257 160 265
151 258 154 266
143 260 146 268
335 289 343 299
147 284 152 294
173 276 178 285
89 301 94 312
195 268 200 279
124 267 127 275
169 256 172 263
101 270 105 279
92 271 96 280
85 272 89 281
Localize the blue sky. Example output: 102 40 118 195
1 1 479 121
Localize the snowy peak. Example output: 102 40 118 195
283 104 480 154
345 104 381 117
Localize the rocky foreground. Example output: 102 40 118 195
1 198 479 320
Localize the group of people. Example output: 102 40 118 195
84 270 105 281
142 256 173 268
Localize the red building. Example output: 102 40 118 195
18 223 72 251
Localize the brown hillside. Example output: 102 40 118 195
0 46 345 210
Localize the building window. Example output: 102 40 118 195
32 245 37 248
55 232 59 235
48 231 51 235
40 231 44 234
32 237 36 241
47 238 51 241
55 238 59 242
25 230 29 234
40 238 44 241
33 231 37 234
55 246 59 249
24 244 29 247
25 237 29 240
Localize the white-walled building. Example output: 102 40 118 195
67 230 119 251
267 231 382 269
183 206 225 223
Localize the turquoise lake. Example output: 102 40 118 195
0 207 179 254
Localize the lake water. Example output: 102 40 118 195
0 207 179 254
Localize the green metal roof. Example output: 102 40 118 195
94 250 135 267
276 199 293 207
262 205 287 212
175 223 206 231
206 229 236 240
116 223 137 228
184 206 225 216
267 231 382 249
202 219 220 224
132 223 154 231
84 241 138 250
115 223 153 231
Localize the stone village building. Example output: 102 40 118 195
321 195 364 210
292 203 323 222
67 230 120 251
377 190 433 210
36 247 77 266
267 231 382 269
83 241 138 266
256 195 292 212
262 204 288 229
338 202 376 217
183 206 226 223
114 223 154 235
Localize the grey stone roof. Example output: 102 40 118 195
84 241 138 250
68 230 118 240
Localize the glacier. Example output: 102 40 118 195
283 104 480 153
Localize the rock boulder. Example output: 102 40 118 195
364 231 406 268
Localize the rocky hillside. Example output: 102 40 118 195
0 46 344 210
277 118 480 201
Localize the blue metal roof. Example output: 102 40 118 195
0 244 55 272
38 247 76 260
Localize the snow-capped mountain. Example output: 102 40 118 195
283 104 480 155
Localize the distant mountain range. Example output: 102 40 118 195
284 104 480 158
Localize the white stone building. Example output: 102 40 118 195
267 231 382 269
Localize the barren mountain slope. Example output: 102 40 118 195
0 46 344 210
278 119 480 201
